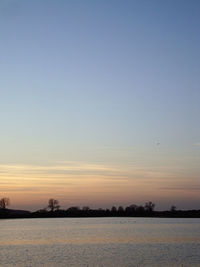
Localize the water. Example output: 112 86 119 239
0 217 200 266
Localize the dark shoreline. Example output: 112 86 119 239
1 208 200 219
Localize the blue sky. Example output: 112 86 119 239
0 0 200 210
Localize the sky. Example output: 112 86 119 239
0 0 200 211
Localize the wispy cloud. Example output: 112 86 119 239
160 186 200 192
0 162 118 177
0 161 178 182
0 162 114 172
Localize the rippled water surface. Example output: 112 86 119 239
0 217 200 266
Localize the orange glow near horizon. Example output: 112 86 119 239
0 161 199 211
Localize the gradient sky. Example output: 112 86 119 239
0 0 200 211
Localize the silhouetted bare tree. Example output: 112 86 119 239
170 205 176 212
48 199 60 212
0 198 10 209
145 201 155 212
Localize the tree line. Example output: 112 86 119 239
0 197 155 213
1 197 200 218
35 199 157 217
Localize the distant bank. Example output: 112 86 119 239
1 208 200 219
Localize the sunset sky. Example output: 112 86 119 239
0 0 200 211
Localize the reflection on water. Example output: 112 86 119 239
0 217 200 266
